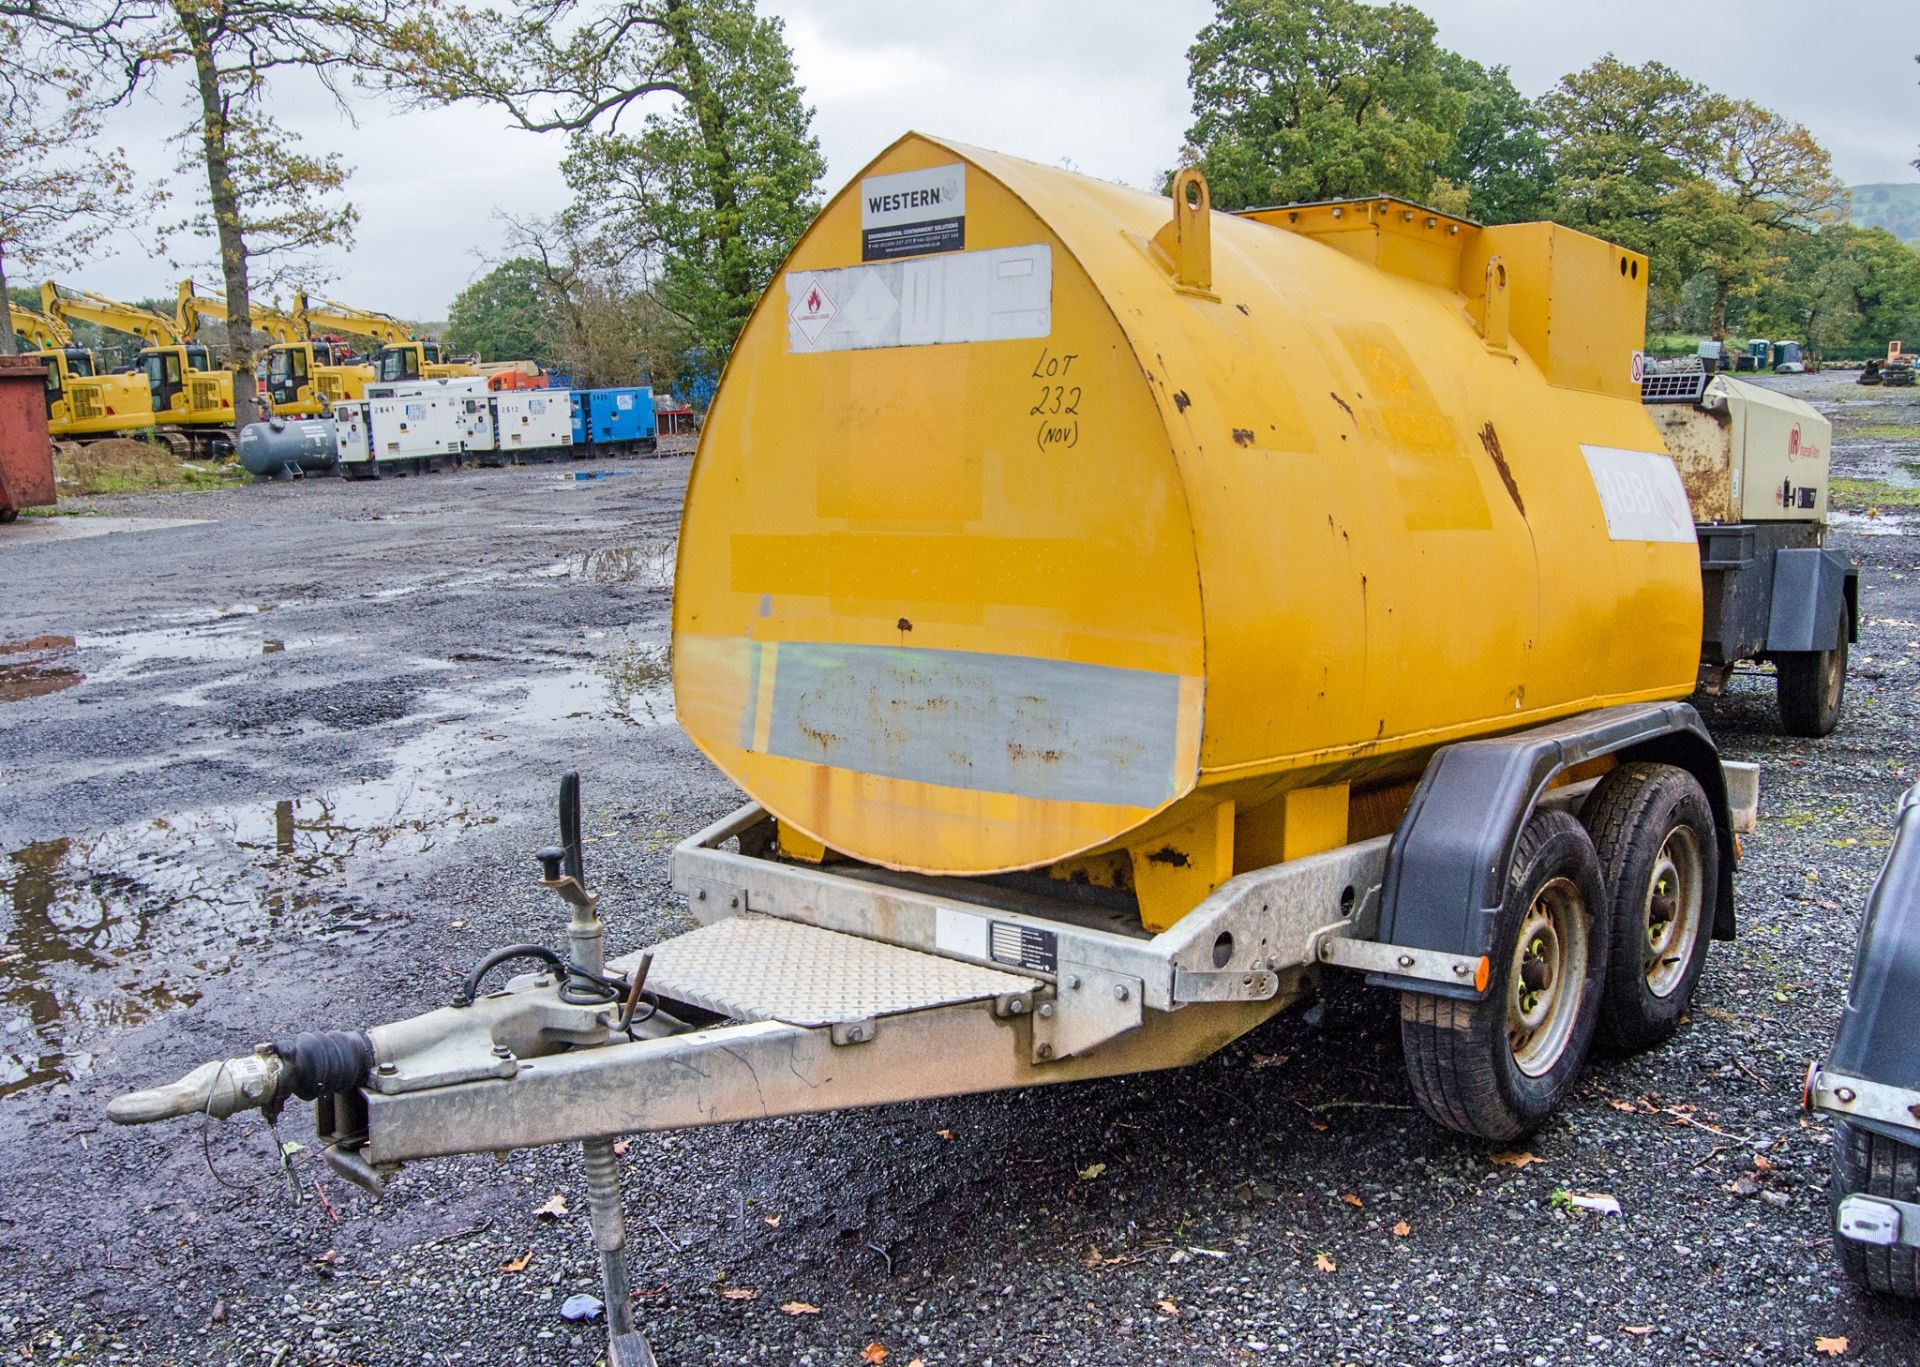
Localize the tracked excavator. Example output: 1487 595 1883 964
41 281 236 455
8 303 157 443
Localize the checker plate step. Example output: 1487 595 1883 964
612 914 1042 1027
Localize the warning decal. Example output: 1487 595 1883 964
789 277 839 347
861 162 966 261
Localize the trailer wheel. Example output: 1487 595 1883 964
1582 762 1717 1052
1833 1120 1920 1299
1400 809 1610 1141
1777 637 1848 738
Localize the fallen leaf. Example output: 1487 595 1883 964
1340 1193 1364 1208
1608 1099 1638 1113
780 1301 820 1316
1314 1253 1337 1273
1247 1053 1289 1070
1729 1174 1761 1198
1570 1192 1622 1216
908 1360 925 1367
1077 1162 1107 1181
533 1193 569 1220
1816 1336 1849 1357
764 1214 781 1227
935 1130 954 1141
1490 1151 1545 1168
861 1346 889 1366
1157 1299 1179 1316
1392 1220 1411 1238
720 1288 756 1301
612 1139 631 1157
499 1252 532 1274
449 919 467 929
1308 1119 1329 1133
1623 1325 1654 1336
314 1249 340 1266
1752 1154 1777 1174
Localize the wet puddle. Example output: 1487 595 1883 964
0 781 496 1099
540 540 676 589
0 636 82 703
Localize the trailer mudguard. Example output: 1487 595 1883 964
1824 782 1920 1143
1767 547 1856 652
1368 702 1736 1000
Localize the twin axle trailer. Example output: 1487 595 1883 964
114 137 1849 1364
326 380 658 479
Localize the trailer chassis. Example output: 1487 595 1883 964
108 703 1755 1364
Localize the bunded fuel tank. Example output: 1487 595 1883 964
672 133 1703 930
239 417 338 479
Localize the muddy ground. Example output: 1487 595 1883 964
3 383 1919 1365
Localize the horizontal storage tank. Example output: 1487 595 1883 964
237 417 337 479
673 134 1703 930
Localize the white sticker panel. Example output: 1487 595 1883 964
934 906 989 961
1581 444 1696 544
786 244 1052 354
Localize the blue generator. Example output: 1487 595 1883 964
569 390 587 447
583 387 657 456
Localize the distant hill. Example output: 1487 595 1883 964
1849 183 1920 243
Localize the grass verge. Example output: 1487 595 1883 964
1831 478 1920 509
53 438 242 496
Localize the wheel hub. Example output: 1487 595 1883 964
1507 878 1587 1077
1641 828 1704 999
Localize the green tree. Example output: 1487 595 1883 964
5 0 402 425
1434 53 1550 224
1178 0 1462 209
0 2 143 355
389 0 825 359
446 257 560 362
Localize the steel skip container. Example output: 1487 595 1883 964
672 134 1703 929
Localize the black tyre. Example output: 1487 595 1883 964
1401 809 1611 1142
1832 1120 1920 1298
1777 636 1848 738
1583 762 1718 1052
0 507 18 524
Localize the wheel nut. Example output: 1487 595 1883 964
1837 1087 1857 1103
1113 983 1130 1002
1036 1043 1054 1060
1037 1003 1054 1019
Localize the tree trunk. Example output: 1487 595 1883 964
0 243 17 356
1710 275 1730 342
179 4 258 429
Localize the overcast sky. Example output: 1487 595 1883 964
72 0 1920 321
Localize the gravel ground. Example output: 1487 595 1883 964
3 387 1918 1366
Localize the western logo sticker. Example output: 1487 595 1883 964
861 162 966 261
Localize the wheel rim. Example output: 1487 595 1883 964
1642 824 1705 999
1823 648 1845 710
1508 876 1589 1077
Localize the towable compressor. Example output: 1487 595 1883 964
114 137 1789 1364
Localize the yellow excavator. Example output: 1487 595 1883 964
8 303 158 442
295 292 477 387
180 281 372 419
42 281 238 452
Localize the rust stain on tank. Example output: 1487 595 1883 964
1477 421 1525 516
1172 390 1191 413
1231 428 1255 447
1146 846 1190 868
1329 392 1356 425
1006 741 1065 764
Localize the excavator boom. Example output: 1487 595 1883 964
42 281 181 347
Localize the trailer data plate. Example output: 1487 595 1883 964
615 914 1041 1028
